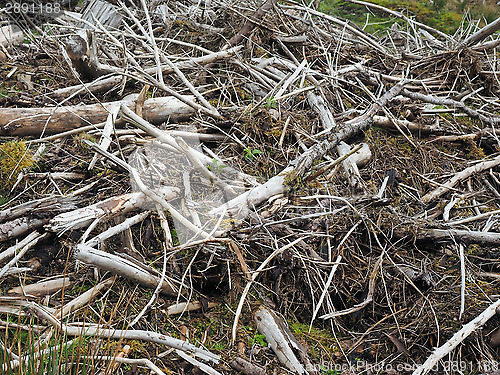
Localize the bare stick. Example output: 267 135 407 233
421 154 500 204
75 244 180 296
402 89 500 126
412 297 500 375
457 16 500 49
24 301 220 363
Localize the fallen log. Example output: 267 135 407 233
7 277 72 297
75 244 182 296
46 187 180 234
0 95 195 137
0 196 76 224
0 217 51 242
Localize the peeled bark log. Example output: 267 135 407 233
75 244 181 296
0 96 195 136
7 277 72 297
0 217 50 242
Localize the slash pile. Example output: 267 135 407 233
0 0 500 374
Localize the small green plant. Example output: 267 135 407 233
243 147 262 161
171 228 179 246
265 96 277 109
250 334 268 347
211 342 226 351
206 158 227 174
0 85 20 98
320 366 339 375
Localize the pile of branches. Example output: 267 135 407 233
1 0 500 374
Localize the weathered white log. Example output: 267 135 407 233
352 143 372 167
46 187 180 233
167 301 219 316
421 154 500 204
0 217 51 242
7 277 72 297
0 196 76 224
373 115 445 135
307 92 336 130
254 306 317 374
0 96 196 136
0 25 23 47
209 169 291 218
74 244 180 296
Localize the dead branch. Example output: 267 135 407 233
24 300 220 363
395 227 500 246
46 187 180 233
413 297 500 375
421 154 500 204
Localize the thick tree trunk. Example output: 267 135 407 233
0 96 195 136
